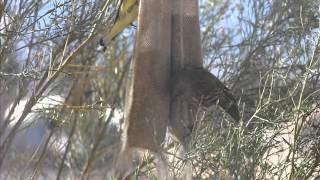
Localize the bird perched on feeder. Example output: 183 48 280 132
171 67 240 122
170 67 240 146
106 0 139 42
99 0 138 51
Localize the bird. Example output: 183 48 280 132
169 67 240 180
171 67 240 122
169 67 240 149
106 0 139 41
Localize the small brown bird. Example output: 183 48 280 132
171 67 240 122
170 67 240 146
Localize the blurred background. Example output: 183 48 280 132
0 0 319 179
